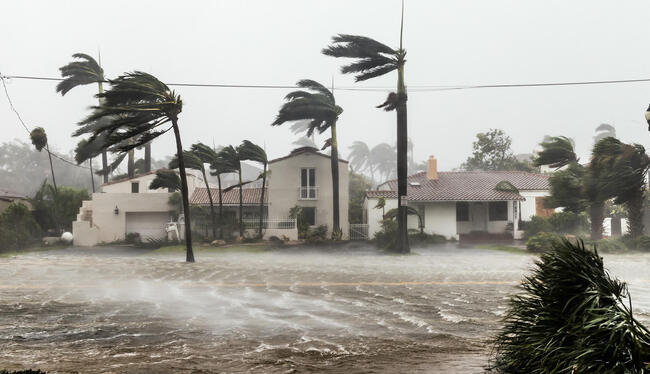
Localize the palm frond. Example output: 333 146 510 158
29 127 48 152
322 34 399 81
149 170 181 191
57 53 104 95
168 150 204 172
191 142 219 164
237 140 267 164
534 136 577 169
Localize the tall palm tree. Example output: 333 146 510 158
58 53 152 180
272 79 344 238
323 2 409 251
238 140 268 239
190 143 222 239
29 127 59 232
218 145 244 237
592 137 650 238
348 140 371 176
372 143 397 181
209 149 237 239
74 71 195 262
169 149 218 240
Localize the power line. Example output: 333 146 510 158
0 75 91 170
3 73 650 91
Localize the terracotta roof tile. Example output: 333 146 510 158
190 187 267 206
367 171 550 202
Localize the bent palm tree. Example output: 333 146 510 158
190 143 222 239
238 140 268 239
150 169 181 191
57 53 111 183
323 2 409 251
75 71 195 262
170 149 218 240
533 136 577 169
348 140 371 176
272 79 343 238
209 150 237 239
218 145 244 237
30 127 59 232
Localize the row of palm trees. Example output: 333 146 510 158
534 135 650 239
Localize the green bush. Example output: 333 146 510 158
0 202 42 251
31 182 89 233
594 238 627 252
635 235 650 251
492 239 650 373
305 225 328 243
548 211 589 234
522 216 553 239
525 232 562 252
409 232 447 246
373 219 398 250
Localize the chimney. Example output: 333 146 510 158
426 155 438 180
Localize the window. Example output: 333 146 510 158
301 207 316 226
300 168 316 199
456 202 469 221
489 201 508 221
131 182 139 193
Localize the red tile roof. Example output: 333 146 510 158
367 171 550 202
190 187 267 206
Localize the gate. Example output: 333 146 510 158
349 224 369 240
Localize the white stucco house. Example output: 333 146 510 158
363 156 551 240
72 169 204 246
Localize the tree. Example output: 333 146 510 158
348 141 371 175
75 71 195 262
591 137 650 238
238 140 268 239
272 79 343 238
169 149 218 240
492 239 650 373
57 53 110 183
29 127 57 194
189 143 222 239
218 145 244 237
534 136 577 169
150 169 181 191
462 129 534 171
209 149 237 239
323 2 409 251
31 181 89 232
374 196 386 219
348 171 372 224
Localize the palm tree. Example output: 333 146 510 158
209 149 237 239
272 79 344 238
534 136 577 169
592 137 650 238
323 2 409 251
372 143 396 182
150 169 181 191
169 149 218 240
29 127 59 232
218 145 244 237
58 53 152 180
238 140 268 239
189 143 222 240
374 196 386 219
348 140 372 176
74 71 195 262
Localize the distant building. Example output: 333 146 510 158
0 188 31 214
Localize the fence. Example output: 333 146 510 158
349 224 369 240
241 218 296 230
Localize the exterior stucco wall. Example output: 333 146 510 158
267 153 349 238
519 190 550 220
73 192 172 246
421 202 457 239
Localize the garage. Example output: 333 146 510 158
125 212 170 240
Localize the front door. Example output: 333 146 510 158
471 202 488 232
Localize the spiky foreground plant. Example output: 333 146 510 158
491 239 650 373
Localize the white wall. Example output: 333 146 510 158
519 190 550 220
422 202 457 239
267 153 349 238
365 197 397 238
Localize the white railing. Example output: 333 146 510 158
298 186 319 200
349 223 369 240
241 218 297 230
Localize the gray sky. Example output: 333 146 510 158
2 0 650 171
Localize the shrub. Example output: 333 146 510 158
305 225 328 243
408 232 447 246
522 216 553 239
492 239 650 373
125 232 141 244
525 232 562 252
373 219 398 250
548 211 589 234
636 235 650 251
0 202 42 251
31 182 89 232
594 238 627 252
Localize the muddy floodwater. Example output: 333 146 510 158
1 245 649 373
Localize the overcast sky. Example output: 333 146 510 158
2 0 650 171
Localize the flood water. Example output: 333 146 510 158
1 245 649 373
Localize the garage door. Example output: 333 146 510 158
125 212 170 240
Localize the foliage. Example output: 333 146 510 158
461 129 536 171
525 232 562 252
521 216 552 238
167 191 182 216
305 225 328 243
31 182 89 232
373 218 398 250
492 239 650 373
544 162 588 213
408 232 446 246
150 170 181 192
533 136 577 169
322 34 400 82
0 202 42 251
56 53 104 96
348 171 372 224
29 127 48 152
548 211 590 234
636 235 650 251
288 205 310 237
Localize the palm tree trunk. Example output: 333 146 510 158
144 143 152 172
330 122 341 239
217 174 224 239
45 143 59 233
626 193 644 238
201 169 217 240
395 63 410 254
89 158 95 193
239 169 244 238
171 118 195 263
589 201 605 240
97 81 109 184
258 163 267 239
127 148 135 178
